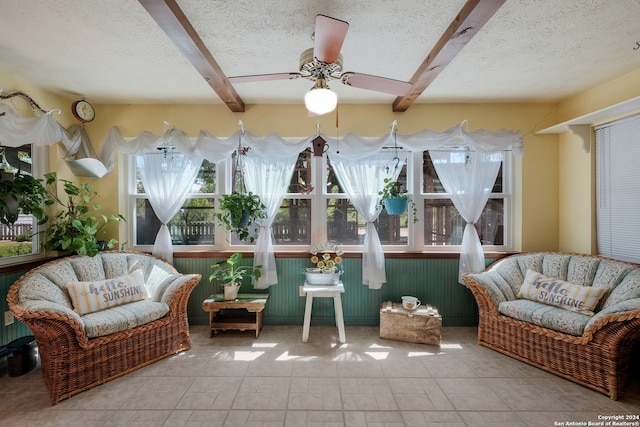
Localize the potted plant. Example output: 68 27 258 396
42 172 126 257
0 172 50 227
209 252 262 300
215 191 266 242
377 177 418 223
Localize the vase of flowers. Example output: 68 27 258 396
304 242 343 285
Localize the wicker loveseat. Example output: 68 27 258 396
462 252 640 400
7 251 201 404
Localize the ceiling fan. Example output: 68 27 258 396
228 14 413 115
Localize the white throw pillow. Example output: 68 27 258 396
65 269 150 315
518 269 607 316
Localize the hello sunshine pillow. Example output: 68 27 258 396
64 269 150 315
518 269 607 316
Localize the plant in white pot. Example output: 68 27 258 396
209 252 262 300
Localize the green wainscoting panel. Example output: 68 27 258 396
0 270 33 346
174 256 482 328
0 254 487 346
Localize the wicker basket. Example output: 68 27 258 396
304 270 342 285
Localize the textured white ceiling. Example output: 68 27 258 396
0 0 638 106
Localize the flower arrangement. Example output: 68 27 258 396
305 243 344 285
308 242 343 273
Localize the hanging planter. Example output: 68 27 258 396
215 192 266 242
231 211 251 229
377 177 419 223
215 129 267 243
383 197 408 215
0 171 49 227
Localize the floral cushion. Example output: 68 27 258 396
99 252 130 279
39 261 79 287
541 254 571 281
498 299 591 336
82 300 169 338
566 256 600 286
18 273 73 308
465 271 511 306
146 263 179 300
493 257 525 296
64 270 150 315
518 269 607 316
68 256 106 282
515 253 544 277
600 270 640 310
592 260 632 289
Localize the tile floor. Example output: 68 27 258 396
0 325 639 426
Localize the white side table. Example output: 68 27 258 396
302 281 346 343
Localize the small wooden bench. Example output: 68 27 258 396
202 294 269 338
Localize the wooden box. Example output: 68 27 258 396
379 301 442 345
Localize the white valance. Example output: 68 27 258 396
0 104 63 147
324 121 523 159
100 120 522 163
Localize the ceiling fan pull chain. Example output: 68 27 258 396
335 106 340 154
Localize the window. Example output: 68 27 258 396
127 146 512 252
0 144 47 262
131 158 217 248
421 151 509 248
595 114 640 264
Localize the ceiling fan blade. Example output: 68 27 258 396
342 73 412 96
313 14 349 64
228 72 300 84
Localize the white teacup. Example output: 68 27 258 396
401 296 421 311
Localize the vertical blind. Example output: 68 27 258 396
595 113 640 263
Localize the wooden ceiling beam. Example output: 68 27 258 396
392 0 506 112
139 0 245 112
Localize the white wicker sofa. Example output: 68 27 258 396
8 251 200 404
462 252 640 400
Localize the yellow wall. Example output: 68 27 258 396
558 69 640 124
89 102 560 252
3 67 567 252
556 68 640 254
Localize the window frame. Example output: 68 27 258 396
125 145 513 253
0 144 48 266
417 149 513 252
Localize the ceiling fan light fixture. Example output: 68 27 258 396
304 78 337 115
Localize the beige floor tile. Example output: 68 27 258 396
0 325 638 427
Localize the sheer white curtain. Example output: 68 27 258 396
101 122 522 284
429 149 503 281
242 132 308 288
137 152 203 264
329 150 406 289
131 123 203 263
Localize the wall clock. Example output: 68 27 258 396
71 99 95 123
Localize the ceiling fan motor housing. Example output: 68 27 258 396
299 48 343 81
